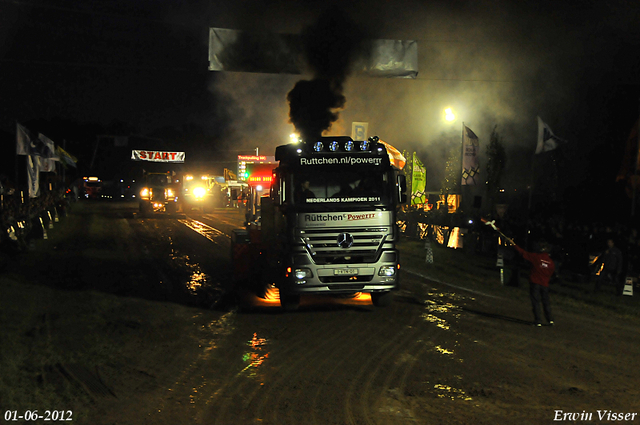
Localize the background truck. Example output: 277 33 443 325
181 173 226 212
231 136 407 311
131 149 185 214
138 171 180 214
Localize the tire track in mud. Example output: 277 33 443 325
263 311 371 425
342 302 424 425
305 321 384 425
366 290 469 425
150 310 237 425
206 315 343 425
357 325 425 425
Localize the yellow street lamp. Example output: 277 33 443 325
444 108 456 122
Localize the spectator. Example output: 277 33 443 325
509 239 556 327
595 238 624 295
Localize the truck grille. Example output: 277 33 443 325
297 227 391 265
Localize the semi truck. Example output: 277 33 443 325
231 136 407 311
131 149 185 214
138 171 181 214
181 173 226 212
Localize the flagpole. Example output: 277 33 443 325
633 97 640 217
460 122 465 211
526 143 537 250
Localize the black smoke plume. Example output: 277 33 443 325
287 7 372 142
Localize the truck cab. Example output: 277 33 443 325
138 171 180 214
233 136 407 310
181 174 223 212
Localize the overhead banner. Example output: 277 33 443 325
131 150 185 163
209 28 418 78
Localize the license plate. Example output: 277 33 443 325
334 268 358 276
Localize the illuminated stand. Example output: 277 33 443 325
237 155 277 223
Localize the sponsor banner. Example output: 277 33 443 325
461 126 479 185
305 196 381 204
297 211 389 228
299 156 383 166
237 155 275 163
411 152 427 205
131 150 185 162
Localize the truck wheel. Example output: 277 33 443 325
371 291 392 307
280 293 300 311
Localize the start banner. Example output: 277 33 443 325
131 150 185 163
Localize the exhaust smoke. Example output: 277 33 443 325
287 7 372 142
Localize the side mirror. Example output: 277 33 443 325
397 174 407 204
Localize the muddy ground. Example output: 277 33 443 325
2 201 639 425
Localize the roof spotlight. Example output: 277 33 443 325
360 140 370 151
313 141 324 152
329 141 339 151
345 140 354 151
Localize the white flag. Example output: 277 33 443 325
37 133 59 173
536 117 567 154
16 123 32 155
27 154 40 198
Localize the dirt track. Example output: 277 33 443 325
4 201 640 424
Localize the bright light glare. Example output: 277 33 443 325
290 133 300 143
444 108 455 122
193 187 206 198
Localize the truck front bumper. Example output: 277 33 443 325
280 263 399 295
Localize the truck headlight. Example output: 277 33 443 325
193 187 206 199
140 188 150 199
378 266 396 276
295 268 313 279
166 188 175 198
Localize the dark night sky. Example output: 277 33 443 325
2 0 640 219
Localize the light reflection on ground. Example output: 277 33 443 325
178 218 229 245
241 285 374 309
433 383 473 401
434 345 454 355
421 290 467 330
421 313 450 330
239 333 270 379
164 311 235 412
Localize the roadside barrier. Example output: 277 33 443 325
623 277 634 296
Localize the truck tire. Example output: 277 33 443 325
280 293 300 311
371 291 392 307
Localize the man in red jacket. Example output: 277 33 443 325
510 240 556 327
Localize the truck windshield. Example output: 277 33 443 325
148 174 172 186
292 168 392 207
